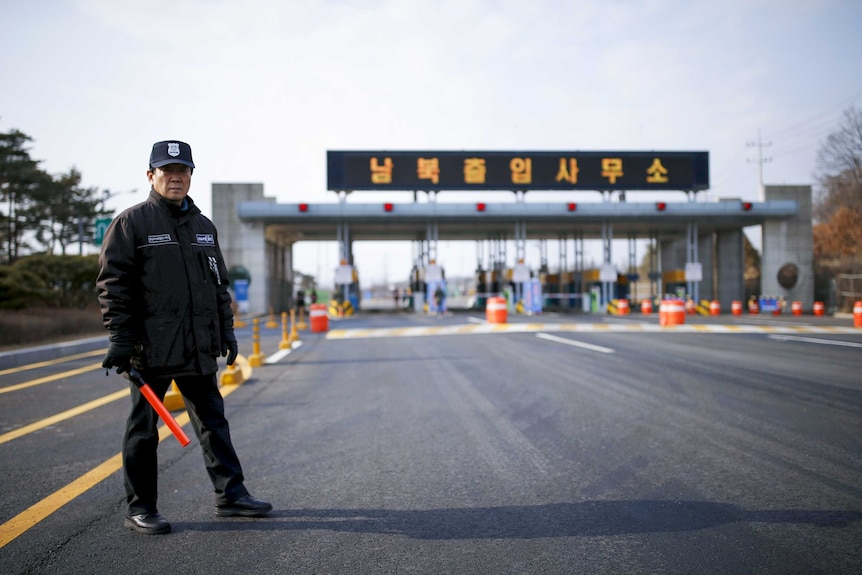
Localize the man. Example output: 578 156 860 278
97 140 271 535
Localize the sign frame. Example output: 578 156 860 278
327 150 709 192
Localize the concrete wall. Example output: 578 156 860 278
761 185 813 308
212 183 272 315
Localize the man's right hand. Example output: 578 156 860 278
102 332 135 374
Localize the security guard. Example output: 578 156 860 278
97 140 271 535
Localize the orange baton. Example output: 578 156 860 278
127 368 191 447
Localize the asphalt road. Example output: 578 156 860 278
1 310 861 574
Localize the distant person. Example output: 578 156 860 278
393 288 400 308
97 140 271 535
434 285 445 314
296 290 306 311
310 290 318 304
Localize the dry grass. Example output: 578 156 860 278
0 306 105 351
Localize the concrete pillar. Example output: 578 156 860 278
716 229 745 309
762 185 814 308
698 233 714 301
212 183 272 315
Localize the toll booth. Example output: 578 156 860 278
662 270 688 298
409 265 423 312
541 272 579 310
474 266 487 310
582 269 630 310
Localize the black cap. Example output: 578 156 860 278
149 140 195 169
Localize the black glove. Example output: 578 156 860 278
102 331 135 374
221 331 238 366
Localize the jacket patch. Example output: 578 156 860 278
148 234 173 244
196 234 215 244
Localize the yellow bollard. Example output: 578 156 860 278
231 301 247 327
220 354 250 387
265 306 279 329
287 309 300 345
220 362 242 386
248 317 266 367
163 381 185 411
296 306 308 330
279 311 291 349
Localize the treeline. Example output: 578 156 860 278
813 106 862 272
1 127 118 309
1 129 117 262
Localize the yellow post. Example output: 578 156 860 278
232 301 247 327
265 306 278 329
248 317 266 367
221 361 243 386
287 309 300 344
296 306 308 330
278 311 291 349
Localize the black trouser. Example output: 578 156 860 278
122 372 248 515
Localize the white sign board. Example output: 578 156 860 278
335 265 354 285
425 264 442 282
512 263 531 283
685 262 703 282
599 263 618 282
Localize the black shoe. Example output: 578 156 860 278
124 512 171 535
216 494 273 517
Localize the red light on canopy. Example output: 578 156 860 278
656 202 667 211
384 203 394 212
298 203 308 212
742 202 753 211
567 202 577 212
476 202 486 212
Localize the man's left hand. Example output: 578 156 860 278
222 333 238 366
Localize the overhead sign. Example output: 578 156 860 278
334 264 354 285
425 263 442 282
327 150 709 192
600 264 618 282
685 262 703 282
93 217 112 247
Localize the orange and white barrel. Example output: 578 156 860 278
813 301 825 317
310 303 329 333
731 300 743 316
854 301 862 328
791 301 803 316
709 300 721 316
641 299 653 314
685 299 696 315
485 296 508 324
660 299 685 326
617 299 630 315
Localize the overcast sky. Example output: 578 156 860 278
2 0 861 287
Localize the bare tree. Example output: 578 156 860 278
814 106 862 222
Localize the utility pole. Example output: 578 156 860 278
747 129 772 200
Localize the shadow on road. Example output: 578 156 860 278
174 501 862 539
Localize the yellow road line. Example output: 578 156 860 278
0 363 102 395
0 381 240 549
0 389 129 446
0 349 105 377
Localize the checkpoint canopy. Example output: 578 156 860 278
219 149 810 314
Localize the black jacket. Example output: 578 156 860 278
97 189 233 377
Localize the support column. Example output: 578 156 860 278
716 230 745 308
601 221 614 309
627 233 637 302
686 222 699 302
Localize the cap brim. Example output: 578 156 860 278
151 159 195 169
